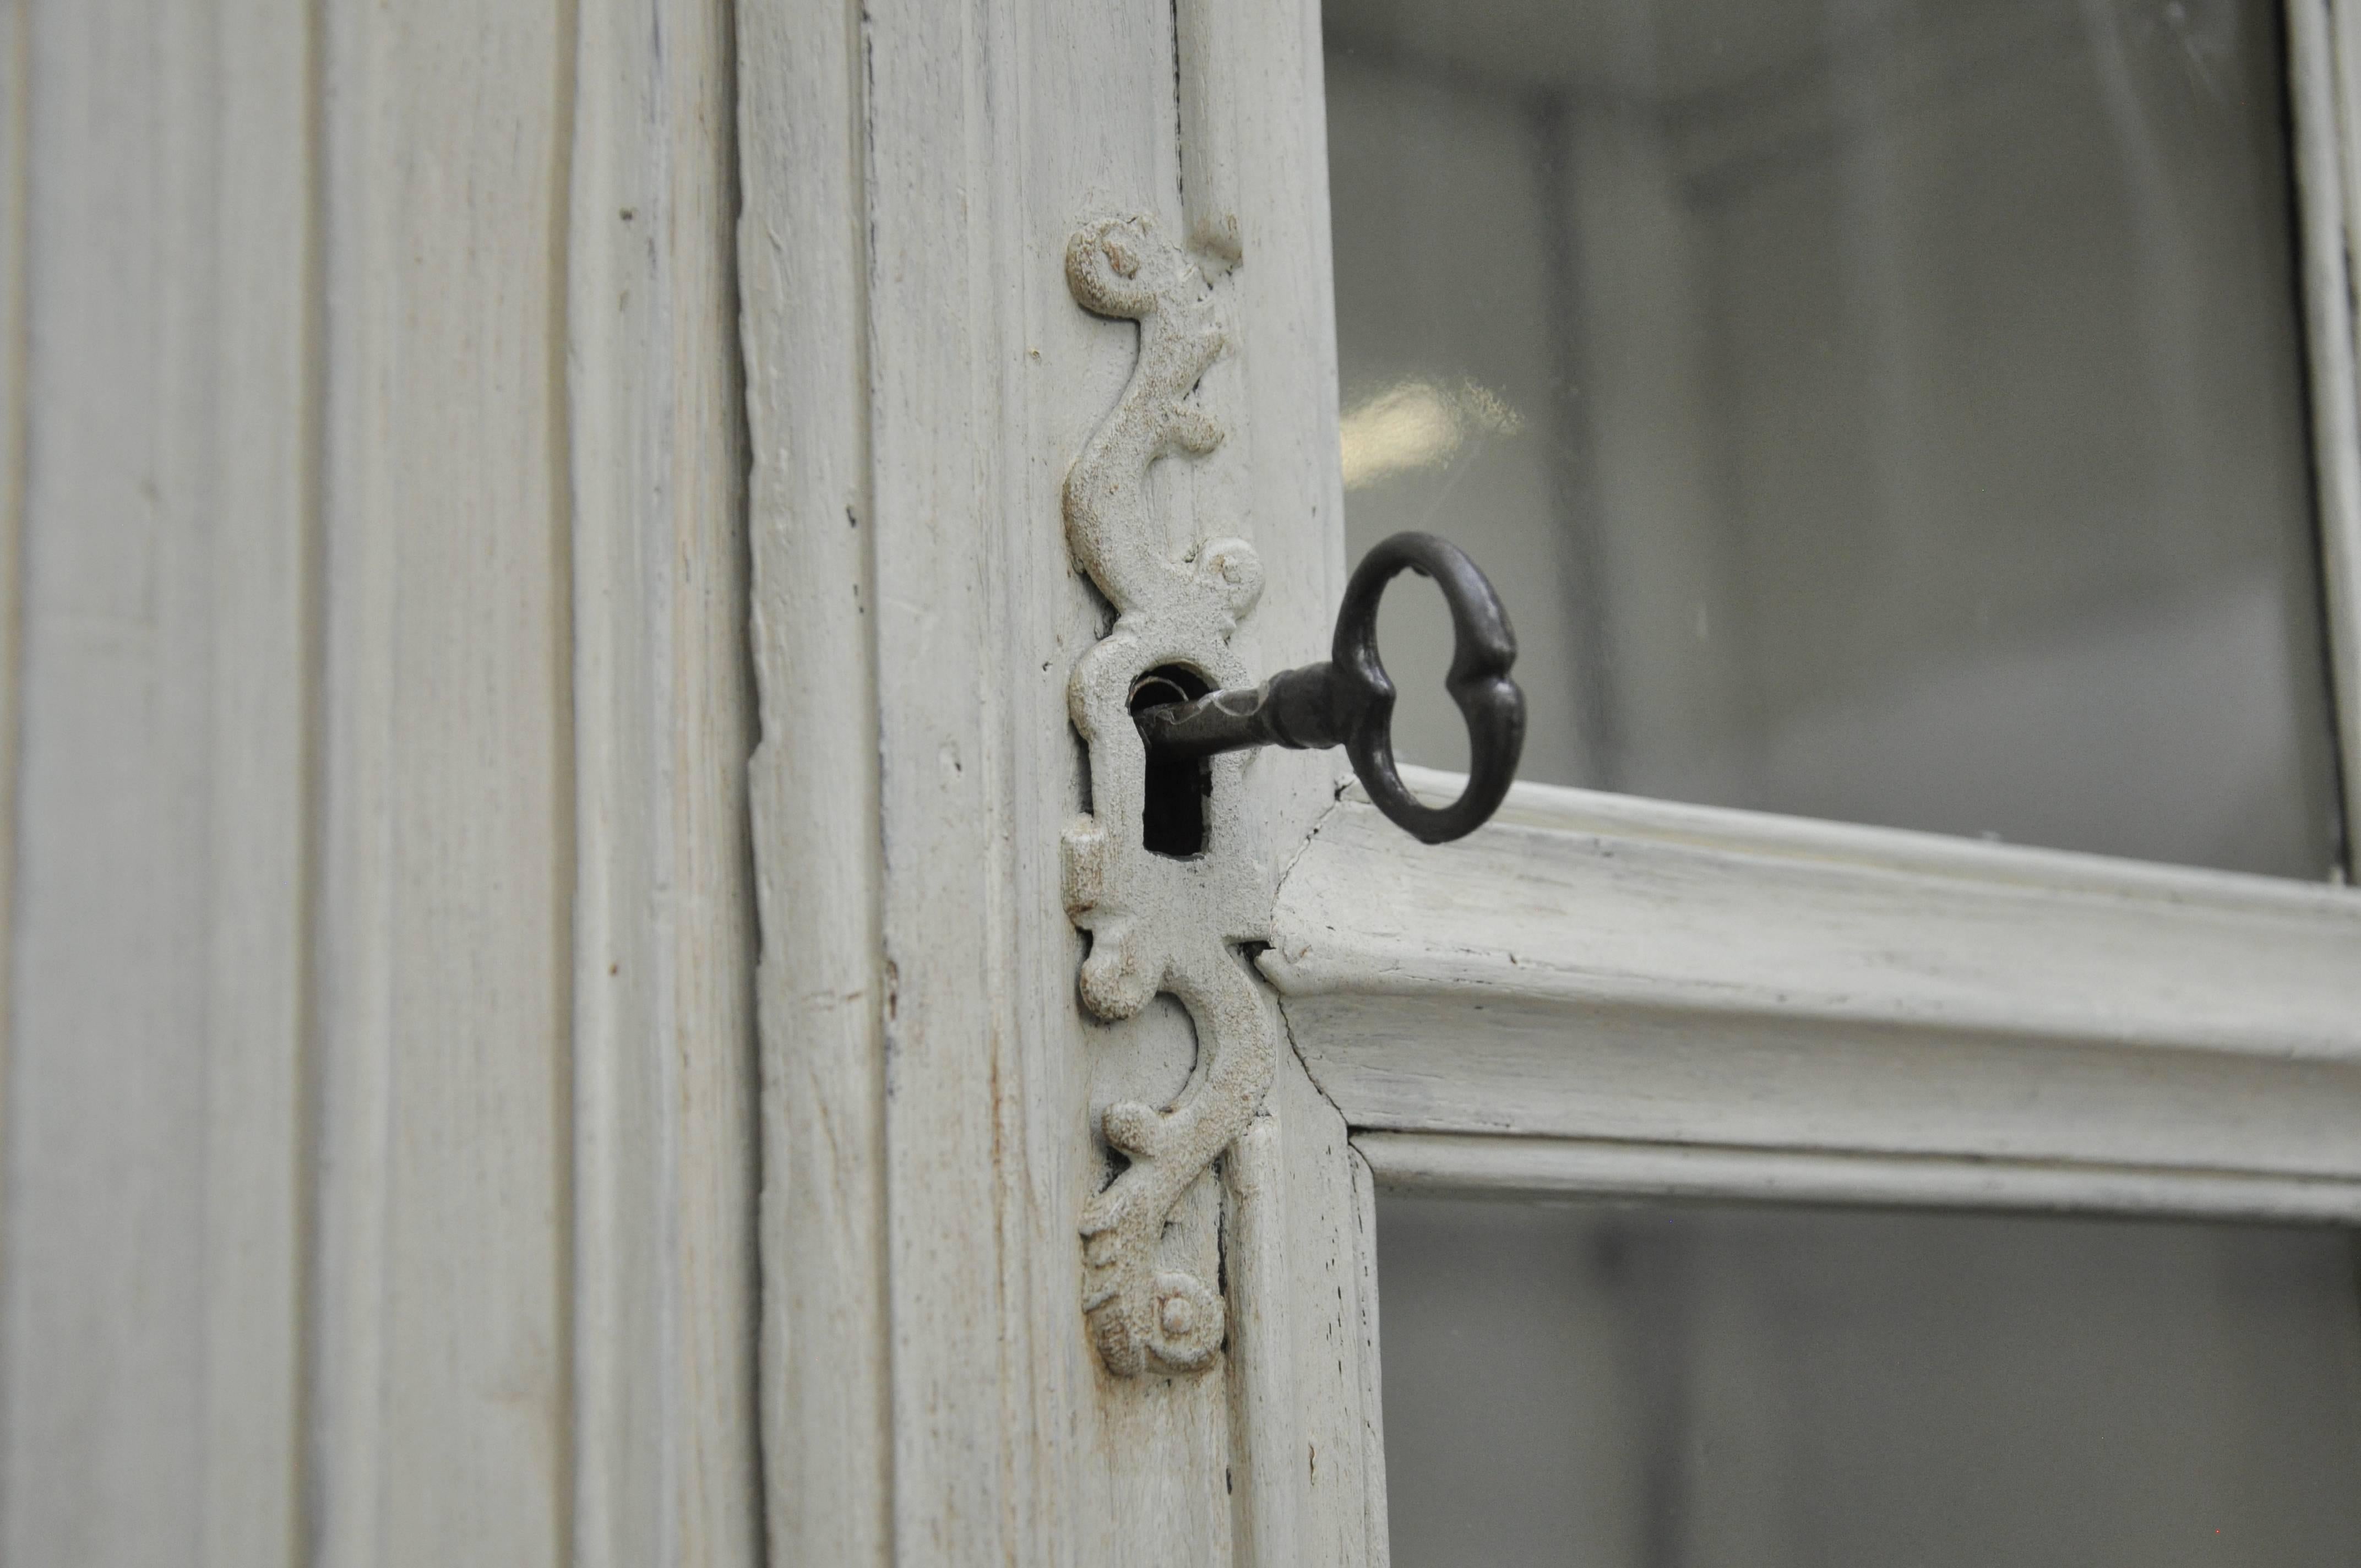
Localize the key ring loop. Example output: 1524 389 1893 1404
1329 531 1525 845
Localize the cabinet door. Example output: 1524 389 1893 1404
746 1 2361 1564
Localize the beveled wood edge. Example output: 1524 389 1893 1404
1356 1130 2361 1224
1274 770 2361 1063
1379 765 2359 916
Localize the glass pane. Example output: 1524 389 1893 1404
1325 0 2343 877
1378 1194 2361 1567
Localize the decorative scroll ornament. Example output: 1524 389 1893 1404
1062 215 1279 1378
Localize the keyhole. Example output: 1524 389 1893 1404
1130 665 1212 858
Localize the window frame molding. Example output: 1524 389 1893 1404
1279 768 2361 1220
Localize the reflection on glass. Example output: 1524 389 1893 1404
1379 1194 2361 1567
1326 0 2343 876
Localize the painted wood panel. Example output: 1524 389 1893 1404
2 6 313 1564
743 0 1386 1559
733 0 894 1558
1271 771 2361 1183
847 0 1223 1550
310 4 578 1558
1 2 755 1564
0 0 25 1245
568 2 762 1563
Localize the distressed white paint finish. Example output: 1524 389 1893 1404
2 5 312 1564
743 0 1380 1556
733 0 893 1560
310 2 576 1560
568 0 761 1562
1222 1053 1394 1568
1346 1146 1389 1567
741 0 2361 1558
1176 0 1244 264
845 0 1235 1551
1269 768 2361 1179
1358 1131 2361 1224
2298 0 2361 870
24 0 2355 1560
7 1 749 1563
0 0 25 1233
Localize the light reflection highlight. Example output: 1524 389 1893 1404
1338 377 1522 490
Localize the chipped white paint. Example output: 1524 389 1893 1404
9 0 2361 1560
744 0 1383 1550
1062 215 1281 1377
726 0 2361 1562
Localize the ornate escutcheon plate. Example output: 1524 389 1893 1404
1060 214 1282 1378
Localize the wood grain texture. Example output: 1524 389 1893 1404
3 4 758 1564
1 4 313 1563
741 0 1376 1556
310 3 575 1561
0 0 28 1359
203 9 318 1562
734 0 894 1558
1270 769 2361 1181
1223 1054 1392 1568
568 0 761 1563
851 0 1201 1553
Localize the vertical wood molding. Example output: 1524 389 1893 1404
735 0 894 1559
2294 0 2361 870
855 0 1081 1542
1220 1052 1391 1568
1347 1145 1391 1568
741 0 1385 1557
568 0 761 1563
311 3 577 1562
851 0 1249 1556
744 0 1237 1557
2 2 314 1563
3 5 760 1565
203 6 318 1564
0 0 28 1246
1175 0 1244 264
0 0 30 1303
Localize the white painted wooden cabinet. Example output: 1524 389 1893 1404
8 0 2361 1562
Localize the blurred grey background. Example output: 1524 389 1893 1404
1327 0 2343 877
1378 1195 2361 1568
